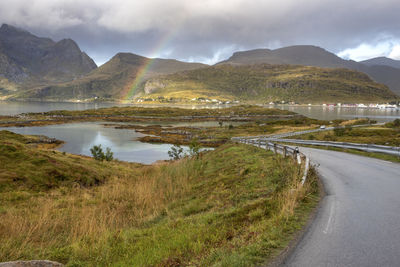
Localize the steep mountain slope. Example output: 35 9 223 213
139 64 397 103
361 57 400 69
219 45 400 95
17 53 207 100
0 24 97 87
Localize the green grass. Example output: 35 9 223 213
0 131 319 266
285 122 400 162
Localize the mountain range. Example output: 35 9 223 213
0 24 399 103
17 52 207 100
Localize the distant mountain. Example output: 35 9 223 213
17 52 207 100
0 24 96 92
138 64 398 103
219 45 400 95
220 46 358 68
360 57 400 69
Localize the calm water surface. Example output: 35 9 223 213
0 122 186 164
0 101 129 115
274 105 400 122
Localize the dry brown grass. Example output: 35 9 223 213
277 171 308 220
272 125 319 135
0 158 197 260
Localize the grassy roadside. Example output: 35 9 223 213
280 143 400 163
283 120 400 162
0 130 319 266
289 123 400 147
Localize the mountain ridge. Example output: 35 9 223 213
360 57 400 69
1 25 398 103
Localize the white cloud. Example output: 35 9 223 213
337 39 400 62
389 45 400 60
337 42 394 61
187 45 240 65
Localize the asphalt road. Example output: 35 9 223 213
283 147 400 267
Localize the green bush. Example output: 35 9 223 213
90 145 114 161
168 144 184 160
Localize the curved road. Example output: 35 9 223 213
283 147 400 267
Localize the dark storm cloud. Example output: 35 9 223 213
1 0 400 64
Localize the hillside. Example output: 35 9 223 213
16 52 207 101
0 24 97 91
139 64 398 103
219 45 400 95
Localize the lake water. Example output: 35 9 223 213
0 101 129 115
273 105 400 122
0 101 399 122
0 122 185 164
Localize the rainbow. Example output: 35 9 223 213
121 27 181 102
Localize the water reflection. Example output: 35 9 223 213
0 122 185 164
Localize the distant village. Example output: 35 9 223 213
268 101 399 110
68 95 400 110
134 96 400 110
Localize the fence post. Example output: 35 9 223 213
301 157 310 185
283 146 287 157
274 143 277 154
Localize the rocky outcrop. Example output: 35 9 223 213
144 79 166 94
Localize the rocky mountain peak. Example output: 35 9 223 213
0 24 97 84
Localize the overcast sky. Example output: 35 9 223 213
1 0 400 65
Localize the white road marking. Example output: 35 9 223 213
323 200 335 235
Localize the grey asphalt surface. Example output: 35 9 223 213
283 147 400 267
